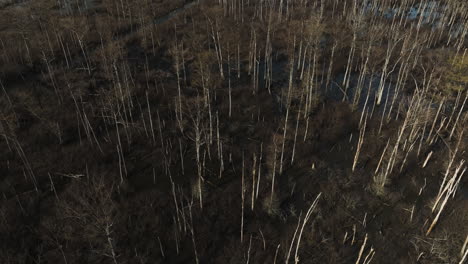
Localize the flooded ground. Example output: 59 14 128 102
59 0 95 15
367 0 467 37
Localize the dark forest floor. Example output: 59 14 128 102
0 0 467 263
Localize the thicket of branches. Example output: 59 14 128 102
0 0 467 263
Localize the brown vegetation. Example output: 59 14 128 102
0 0 467 263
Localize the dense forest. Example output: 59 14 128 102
0 0 467 263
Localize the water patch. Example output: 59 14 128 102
365 1 466 38
59 0 94 15
326 72 396 111
153 1 198 25
0 0 30 8
366 0 442 22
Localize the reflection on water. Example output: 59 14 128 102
327 73 395 110
365 0 465 38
